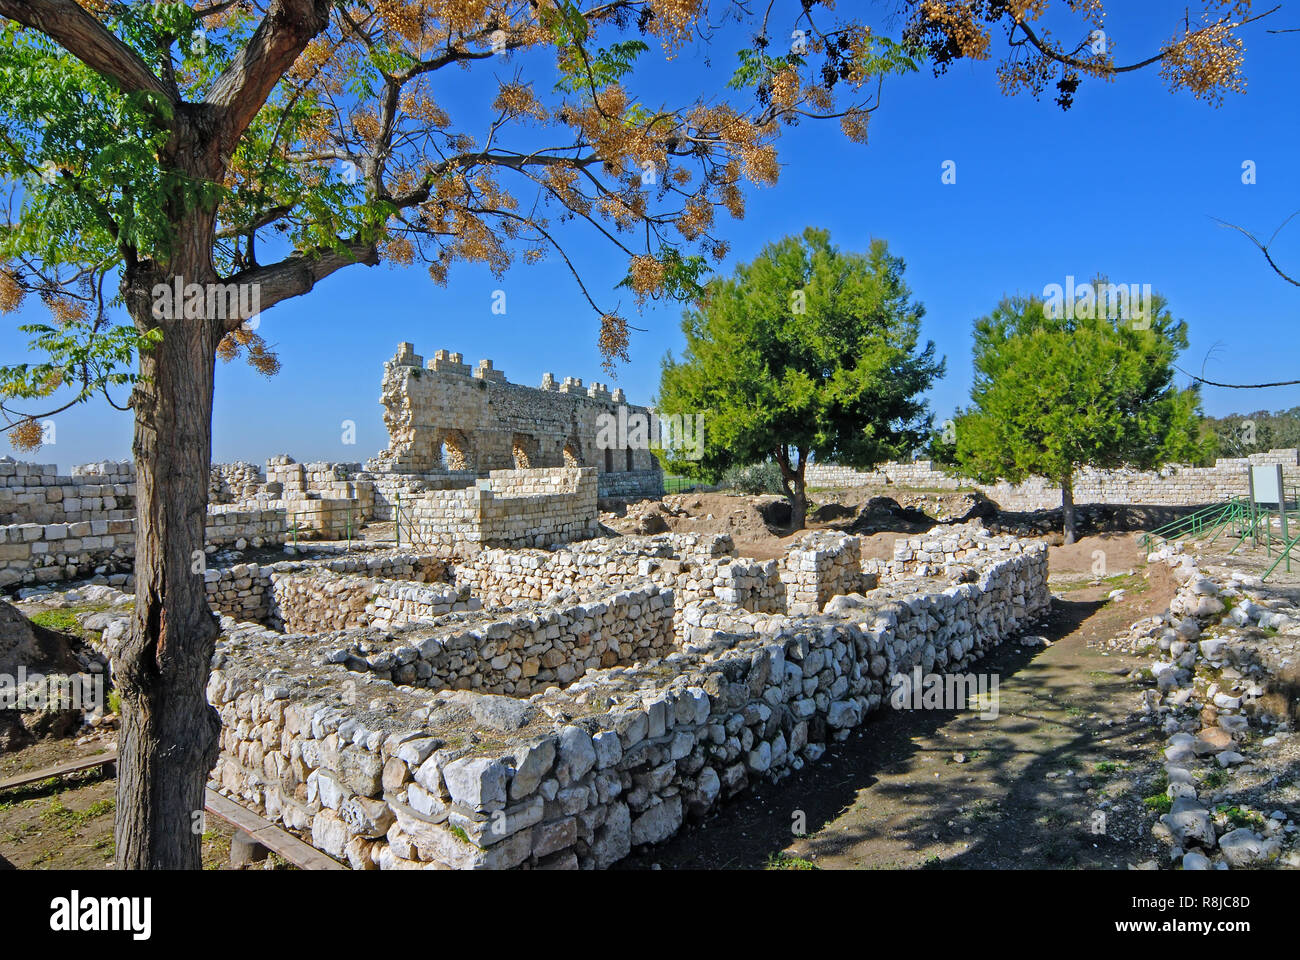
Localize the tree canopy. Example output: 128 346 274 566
948 288 1209 541
658 227 942 526
0 0 1266 441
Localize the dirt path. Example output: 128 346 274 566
620 560 1179 870
0 739 259 870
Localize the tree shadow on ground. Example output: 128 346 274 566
617 595 1145 870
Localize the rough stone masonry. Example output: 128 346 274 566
202 524 1049 870
368 343 664 501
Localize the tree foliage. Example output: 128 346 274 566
658 227 942 525
1202 406 1300 461
0 0 1266 441
950 289 1210 537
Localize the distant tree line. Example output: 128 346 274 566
1198 407 1300 462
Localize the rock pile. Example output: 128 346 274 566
1108 544 1300 869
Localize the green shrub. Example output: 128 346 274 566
721 462 786 496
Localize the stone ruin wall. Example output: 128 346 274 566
1 343 671 589
270 580 675 697
204 552 447 627
0 459 135 525
806 448 1300 511
368 343 663 502
455 532 786 625
403 467 599 557
206 526 1049 870
1 504 286 590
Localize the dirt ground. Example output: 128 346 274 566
604 488 974 561
0 737 285 871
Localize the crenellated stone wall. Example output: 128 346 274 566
367 343 663 501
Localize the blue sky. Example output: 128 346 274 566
4 4 1299 471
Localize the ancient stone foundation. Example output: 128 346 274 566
205 523 1049 870
403 467 600 557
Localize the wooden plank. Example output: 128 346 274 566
0 749 117 792
204 789 346 871
0 749 344 870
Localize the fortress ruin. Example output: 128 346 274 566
369 343 663 501
5 345 1297 870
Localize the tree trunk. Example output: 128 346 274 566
777 447 809 531
1061 471 1076 545
790 469 807 531
113 255 222 869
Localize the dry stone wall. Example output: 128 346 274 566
872 522 1049 582
457 533 782 619
305 582 674 696
270 570 474 634
404 467 599 557
806 449 1300 510
206 530 1049 870
780 532 871 615
205 552 446 625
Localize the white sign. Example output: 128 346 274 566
1250 464 1284 505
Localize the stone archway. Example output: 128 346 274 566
439 429 472 472
512 433 538 469
562 439 582 467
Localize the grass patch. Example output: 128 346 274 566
1199 767 1230 789
1215 804 1265 830
766 852 820 870
26 601 125 637
39 795 115 834
28 609 85 632
1142 794 1172 815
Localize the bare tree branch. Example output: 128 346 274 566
1212 211 1300 287
1177 366 1300 389
223 239 379 330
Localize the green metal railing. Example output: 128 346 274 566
1228 507 1271 556
663 475 709 495
1139 498 1246 555
1262 532 1299 580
